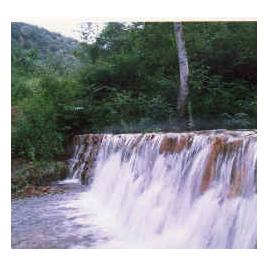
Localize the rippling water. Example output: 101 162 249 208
11 183 109 249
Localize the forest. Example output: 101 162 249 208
11 21 256 169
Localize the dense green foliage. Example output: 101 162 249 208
185 23 257 118
11 160 68 194
12 21 257 161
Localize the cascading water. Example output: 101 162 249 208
68 130 257 249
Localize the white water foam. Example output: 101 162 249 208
66 131 257 248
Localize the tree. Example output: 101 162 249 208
174 22 190 123
78 22 103 43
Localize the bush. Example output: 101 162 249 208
12 96 63 160
11 160 69 194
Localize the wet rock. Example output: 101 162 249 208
72 134 104 186
227 163 247 198
24 185 36 195
200 136 247 194
200 137 225 193
159 135 192 154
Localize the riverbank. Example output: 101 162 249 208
11 159 69 198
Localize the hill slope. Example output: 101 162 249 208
11 22 80 67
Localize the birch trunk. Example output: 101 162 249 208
174 22 189 119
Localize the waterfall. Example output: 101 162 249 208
69 130 257 248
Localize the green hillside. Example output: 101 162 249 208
11 22 80 69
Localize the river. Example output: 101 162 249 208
12 130 257 249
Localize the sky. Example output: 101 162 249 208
14 18 105 41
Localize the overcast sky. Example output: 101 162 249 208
14 18 105 41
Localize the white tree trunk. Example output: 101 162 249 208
174 22 189 118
